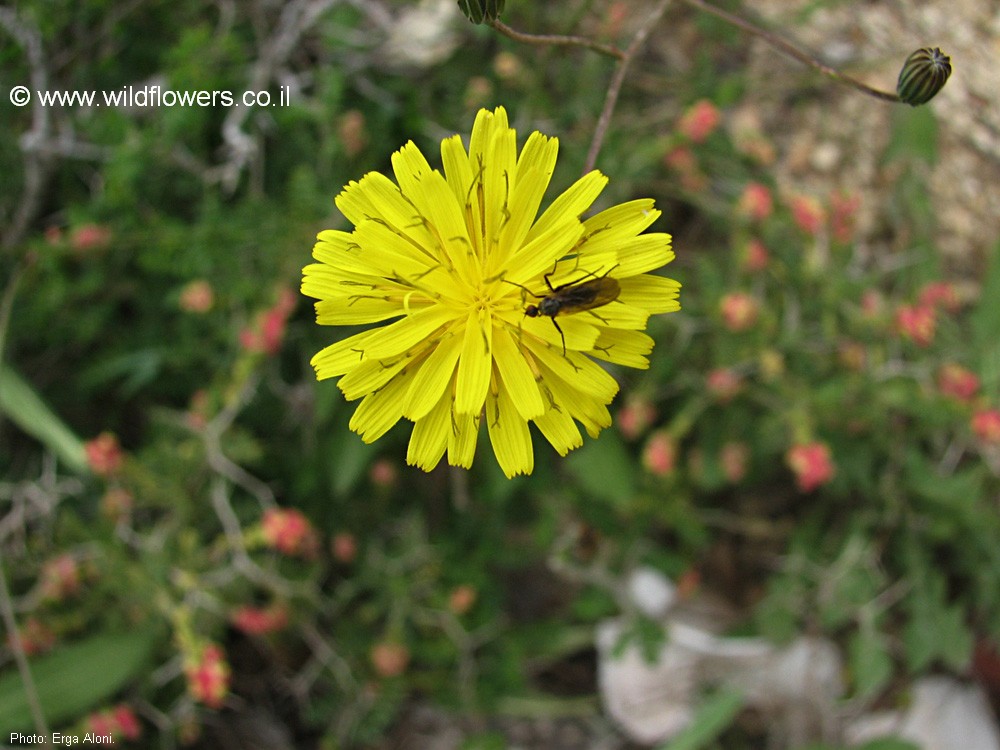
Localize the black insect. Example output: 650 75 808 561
507 266 621 355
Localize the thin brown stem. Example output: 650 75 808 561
584 0 673 173
489 19 624 60
677 0 900 103
0 552 50 742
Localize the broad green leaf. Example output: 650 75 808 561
328 429 378 497
849 629 893 699
655 688 744 750
903 572 973 672
0 364 88 474
565 432 635 506
857 740 921 750
0 628 159 730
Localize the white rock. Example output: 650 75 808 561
626 567 677 619
846 677 1000 750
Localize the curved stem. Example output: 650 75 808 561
0 552 50 740
584 0 674 173
678 0 900 103
489 19 624 60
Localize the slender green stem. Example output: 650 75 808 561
489 19 624 60
678 0 900 103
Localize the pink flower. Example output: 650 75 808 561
972 409 1000 444
720 441 749 483
937 364 979 403
664 146 697 172
860 290 884 319
918 281 960 313
112 704 142 740
789 194 826 236
678 99 720 143
331 531 358 563
70 224 112 253
741 238 770 272
39 554 81 601
642 430 676 477
87 705 143 742
231 604 289 635
706 368 743 402
179 280 214 313
737 182 773 222
85 432 124 476
8 618 56 656
262 508 319 558
663 147 709 192
786 442 835 492
719 292 759 332
185 643 231 708
448 585 478 615
371 641 410 678
111 703 142 740
369 459 398 488
240 288 297 356
895 304 936 347
830 190 861 243
185 389 211 431
86 711 118 739
616 395 657 440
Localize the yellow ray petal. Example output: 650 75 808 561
454 309 492 414
448 411 480 469
533 403 583 456
486 379 534 478
406 387 451 471
492 328 545 421
404 331 463 421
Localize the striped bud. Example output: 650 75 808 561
457 0 505 24
896 47 952 106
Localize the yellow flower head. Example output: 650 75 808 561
302 107 680 478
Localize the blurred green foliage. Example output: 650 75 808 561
1 0 998 747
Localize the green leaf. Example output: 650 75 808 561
0 628 159 729
934 603 975 671
849 629 893 699
0 364 88 474
903 572 973 672
856 740 921 750
565 432 635 505
327 430 378 497
655 688 743 750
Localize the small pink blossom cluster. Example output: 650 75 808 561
240 288 297 356
786 442 835 492
85 432 125 476
895 281 961 348
85 704 142 742
185 642 231 708
261 507 320 558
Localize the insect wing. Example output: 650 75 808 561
556 277 621 314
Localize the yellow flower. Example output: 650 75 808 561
302 107 679 478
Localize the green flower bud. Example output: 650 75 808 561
457 0 505 24
896 47 952 106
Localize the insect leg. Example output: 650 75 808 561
542 258 561 293
551 317 567 356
